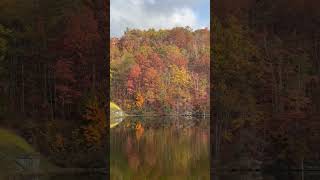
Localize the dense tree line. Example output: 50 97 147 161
111 27 210 115
0 0 107 167
213 0 320 169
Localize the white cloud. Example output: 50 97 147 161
110 0 205 37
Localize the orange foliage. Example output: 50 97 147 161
135 122 144 141
135 93 144 108
82 96 106 149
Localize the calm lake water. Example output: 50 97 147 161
110 116 210 180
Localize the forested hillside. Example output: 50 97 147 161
111 27 210 115
213 0 320 169
0 0 107 167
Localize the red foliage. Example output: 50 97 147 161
129 64 141 79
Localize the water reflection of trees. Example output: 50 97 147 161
110 118 210 179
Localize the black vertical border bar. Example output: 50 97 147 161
210 0 214 179
105 0 110 178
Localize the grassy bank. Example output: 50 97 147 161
110 102 126 128
0 128 57 177
110 102 122 113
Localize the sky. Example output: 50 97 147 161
110 0 210 37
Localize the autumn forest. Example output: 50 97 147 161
213 0 320 172
0 0 107 171
0 0 320 179
110 27 210 115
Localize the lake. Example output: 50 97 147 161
110 116 210 180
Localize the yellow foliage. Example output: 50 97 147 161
83 96 106 149
169 65 191 87
135 93 144 108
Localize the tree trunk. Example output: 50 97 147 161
21 61 25 116
278 60 283 113
44 64 47 105
301 157 304 180
49 68 54 121
92 63 96 92
54 72 57 117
